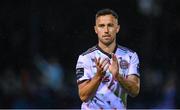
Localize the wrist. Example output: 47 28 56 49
116 73 125 82
112 71 119 78
95 73 104 81
114 72 123 81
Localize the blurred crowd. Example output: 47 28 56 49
0 55 80 108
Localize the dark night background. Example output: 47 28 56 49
0 0 180 109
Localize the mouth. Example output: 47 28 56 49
103 34 111 38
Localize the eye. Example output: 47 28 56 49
108 23 114 27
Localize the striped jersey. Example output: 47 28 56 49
76 44 140 109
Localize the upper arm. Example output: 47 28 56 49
127 52 140 95
76 55 91 83
128 52 140 77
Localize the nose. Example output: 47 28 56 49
104 26 109 33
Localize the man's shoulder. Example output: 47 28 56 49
117 45 135 53
81 45 98 56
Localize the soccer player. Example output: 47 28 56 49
76 8 140 109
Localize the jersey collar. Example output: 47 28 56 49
96 44 118 58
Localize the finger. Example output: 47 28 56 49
95 57 101 65
111 53 115 60
114 55 118 61
101 58 109 68
111 53 118 62
98 57 101 64
100 58 108 66
103 63 110 71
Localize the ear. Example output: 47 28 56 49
116 24 120 33
94 25 98 34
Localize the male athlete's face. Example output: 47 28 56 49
94 14 120 46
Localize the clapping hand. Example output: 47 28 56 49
95 57 110 78
109 53 120 80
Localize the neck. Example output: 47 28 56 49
98 42 116 54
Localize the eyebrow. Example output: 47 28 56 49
97 23 114 27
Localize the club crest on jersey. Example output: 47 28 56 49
120 60 129 69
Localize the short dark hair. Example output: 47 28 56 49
95 8 119 20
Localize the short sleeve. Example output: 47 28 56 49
128 52 140 77
76 55 91 83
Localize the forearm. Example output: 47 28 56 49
79 57 109 102
79 74 102 102
116 74 140 97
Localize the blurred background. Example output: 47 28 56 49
0 0 180 109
